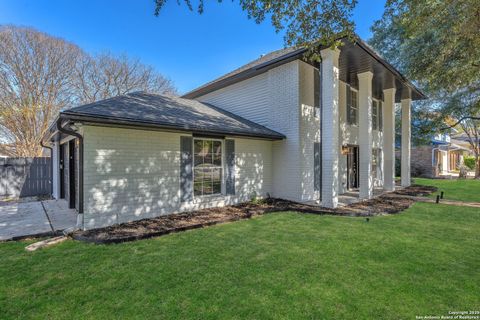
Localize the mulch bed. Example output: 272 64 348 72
72 184 437 244
389 184 437 197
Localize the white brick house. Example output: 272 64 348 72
43 38 425 230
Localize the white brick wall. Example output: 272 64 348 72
358 72 374 199
383 88 396 191
401 98 412 187
197 61 303 202
338 81 348 194
269 62 302 201
198 72 270 127
82 125 273 229
196 58 390 203
320 48 340 208
298 61 320 201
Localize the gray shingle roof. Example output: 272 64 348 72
62 92 285 140
182 37 426 101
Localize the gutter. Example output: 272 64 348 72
184 37 426 101
56 117 84 216
60 111 286 141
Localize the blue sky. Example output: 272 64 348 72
0 0 386 94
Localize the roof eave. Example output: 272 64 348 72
182 49 305 99
60 111 286 141
183 37 426 101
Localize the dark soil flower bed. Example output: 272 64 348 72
72 185 437 244
390 184 437 197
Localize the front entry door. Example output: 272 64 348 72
347 146 359 190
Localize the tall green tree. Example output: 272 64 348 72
369 0 480 177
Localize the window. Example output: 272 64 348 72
193 139 222 196
372 100 383 131
347 88 358 125
372 148 382 180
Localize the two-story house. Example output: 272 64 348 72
42 38 425 230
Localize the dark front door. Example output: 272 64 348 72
68 140 76 209
347 146 359 190
59 144 65 198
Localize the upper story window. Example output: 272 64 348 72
193 139 222 196
347 88 358 125
372 100 383 131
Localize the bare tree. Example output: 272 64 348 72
74 52 176 104
0 25 177 157
0 25 83 157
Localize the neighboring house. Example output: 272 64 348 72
42 37 425 230
410 131 471 177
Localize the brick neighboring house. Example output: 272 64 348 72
42 37 425 230
409 132 471 177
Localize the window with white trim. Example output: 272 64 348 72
193 139 222 196
372 100 383 131
347 88 358 125
372 148 382 180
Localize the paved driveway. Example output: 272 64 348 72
0 199 77 241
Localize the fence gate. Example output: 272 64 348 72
0 157 51 198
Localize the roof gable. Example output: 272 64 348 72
62 92 285 140
183 38 426 102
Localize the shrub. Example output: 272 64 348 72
395 158 401 177
463 156 476 170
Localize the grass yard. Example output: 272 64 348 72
1 200 479 319
414 177 480 202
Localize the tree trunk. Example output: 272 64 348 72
476 154 480 179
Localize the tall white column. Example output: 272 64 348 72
401 98 411 187
358 71 373 199
383 88 396 191
321 48 340 208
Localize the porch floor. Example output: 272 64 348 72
337 187 393 206
304 186 403 207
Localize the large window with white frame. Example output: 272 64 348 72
347 88 358 125
371 148 382 180
372 99 383 131
193 139 223 196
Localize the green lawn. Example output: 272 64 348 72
414 177 480 202
1 201 479 319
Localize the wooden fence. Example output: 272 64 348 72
0 157 51 198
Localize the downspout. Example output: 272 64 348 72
40 139 53 198
56 117 84 222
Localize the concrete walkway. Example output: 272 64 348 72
0 199 77 241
